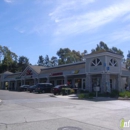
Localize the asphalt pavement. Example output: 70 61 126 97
0 90 130 130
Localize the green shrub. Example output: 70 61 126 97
119 92 126 97
62 88 72 95
70 89 75 94
78 93 89 99
126 91 130 98
119 91 130 98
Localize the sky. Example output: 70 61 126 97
0 0 130 64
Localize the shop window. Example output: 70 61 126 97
57 80 64 85
109 59 117 67
75 79 82 88
50 81 54 86
91 58 102 66
82 79 86 89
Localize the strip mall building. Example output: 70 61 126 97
0 51 130 93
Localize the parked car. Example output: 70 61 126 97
27 85 36 93
19 85 30 91
52 85 69 95
35 83 53 93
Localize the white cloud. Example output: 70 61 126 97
111 30 130 43
4 0 13 3
49 0 130 36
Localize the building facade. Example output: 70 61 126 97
0 51 130 93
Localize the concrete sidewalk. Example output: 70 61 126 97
50 94 122 102
56 94 78 99
50 94 79 99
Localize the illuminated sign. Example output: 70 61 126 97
50 72 63 76
72 70 79 74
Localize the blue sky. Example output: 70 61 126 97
0 0 130 64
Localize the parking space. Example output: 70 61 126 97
0 90 130 130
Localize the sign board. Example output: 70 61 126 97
94 87 100 91
50 72 63 76
107 66 110 71
72 70 79 74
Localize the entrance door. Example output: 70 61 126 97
75 79 82 89
92 76 101 92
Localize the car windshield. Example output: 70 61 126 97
54 85 67 88
30 85 35 88
54 85 61 88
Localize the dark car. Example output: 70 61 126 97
19 85 30 91
28 85 36 93
35 83 53 93
52 85 69 95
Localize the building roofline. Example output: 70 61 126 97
85 51 123 59
41 61 85 70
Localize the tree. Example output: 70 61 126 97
110 47 123 56
126 51 130 69
57 48 71 64
127 51 130 60
0 45 3 63
50 56 58 66
91 41 123 56
57 48 84 65
81 50 87 61
37 55 44 66
44 55 51 67
2 50 13 71
18 56 29 64
91 41 109 53
18 56 29 71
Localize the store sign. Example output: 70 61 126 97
50 72 63 76
26 69 32 75
72 70 79 74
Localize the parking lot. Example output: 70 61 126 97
0 90 130 130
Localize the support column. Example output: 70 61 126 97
117 74 121 91
8 81 10 90
46 77 50 83
86 74 92 92
72 79 75 88
34 78 36 85
37 78 39 83
101 74 110 93
64 76 67 85
24 79 25 85
15 80 17 91
106 74 110 92
128 77 130 90
101 74 106 93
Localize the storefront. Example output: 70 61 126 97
1 51 130 93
